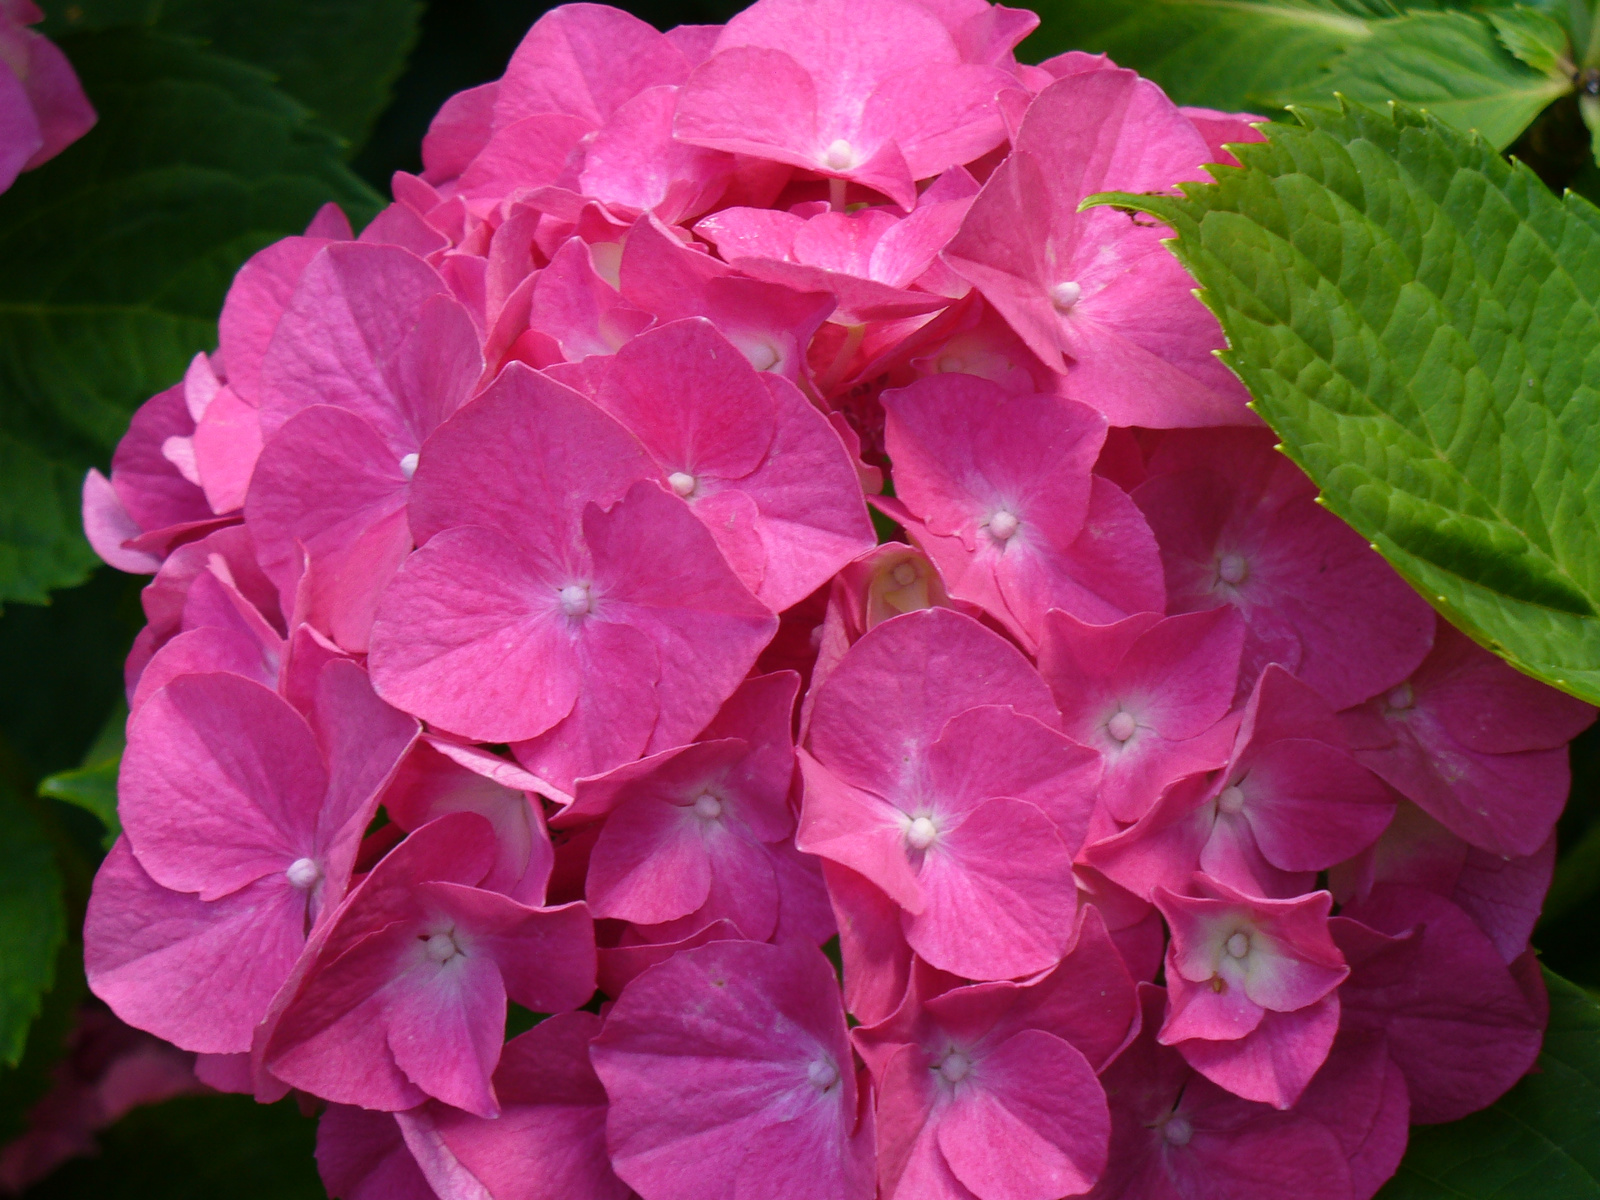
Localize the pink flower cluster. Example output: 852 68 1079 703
0 0 94 193
80 3 1594 1198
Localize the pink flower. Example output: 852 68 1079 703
943 68 1250 427
556 672 805 942
1089 985 1355 1200
1084 666 1395 897
675 0 1018 208
590 938 875 1200
366 362 776 787
588 318 876 611
1155 877 1349 1109
316 1105 438 1200
1133 429 1436 709
1039 608 1244 826
86 663 417 1054
800 607 1099 980
1331 885 1543 1124
263 811 596 1117
856 910 1136 1200
879 373 1165 648
1339 618 1595 856
0 0 94 193
246 243 483 652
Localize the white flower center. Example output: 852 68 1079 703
668 471 697 498
1225 932 1251 959
285 857 320 890
938 1051 972 1084
987 510 1020 541
559 583 592 617
1049 281 1082 312
692 793 724 820
1107 711 1137 742
823 139 855 170
1386 682 1414 710
424 931 461 964
1217 553 1248 585
891 561 919 588
1163 1115 1193 1146
1217 785 1245 815
906 816 939 851
741 341 780 372
808 1058 839 1090
399 452 419 480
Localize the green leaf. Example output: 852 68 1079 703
1374 968 1600 1198
1088 98 1600 705
0 28 379 606
39 702 124 847
38 0 424 146
1024 0 1376 112
0 784 66 1067
1296 11 1570 146
1487 4 1574 77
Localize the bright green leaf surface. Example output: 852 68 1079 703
1375 968 1600 1198
39 0 423 145
1297 11 1569 146
40 703 125 846
1091 99 1600 704
1486 4 1573 77
0 28 379 606
0 784 65 1067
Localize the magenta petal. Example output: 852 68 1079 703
798 750 923 913
85 840 308 1055
938 1030 1109 1200
587 797 714 923
316 1106 438 1200
381 944 507 1118
591 939 874 1200
1175 996 1339 1109
906 796 1077 980
369 526 581 743
119 673 327 900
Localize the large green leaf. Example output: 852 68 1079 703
1375 968 1600 1198
0 29 379 606
0 784 66 1067
38 0 423 145
1091 98 1600 704
39 702 125 847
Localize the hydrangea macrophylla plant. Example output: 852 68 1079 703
77 1 1597 1196
0 0 95 193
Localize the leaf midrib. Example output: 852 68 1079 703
1160 0 1375 38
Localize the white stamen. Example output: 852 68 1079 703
808 1058 840 1090
936 354 966 374
1163 1115 1193 1146
823 139 855 170
1217 553 1248 585
1225 932 1250 959
1049 281 1082 312
741 341 780 372
1217 785 1245 815
987 511 1020 541
692 793 724 820
1386 682 1414 711
559 584 592 617
809 623 825 650
938 1051 972 1084
1107 711 1137 742
424 932 460 964
285 857 320 890
668 471 697 498
907 816 939 851
891 562 919 588
399 452 420 480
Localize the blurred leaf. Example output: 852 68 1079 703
1487 4 1574 76
39 0 424 146
1298 11 1570 146
1375 968 1600 1197
0 941 86 1145
1023 0 1372 112
0 785 66 1068
39 703 124 847
0 29 379 606
23 1093 324 1200
1093 98 1600 704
